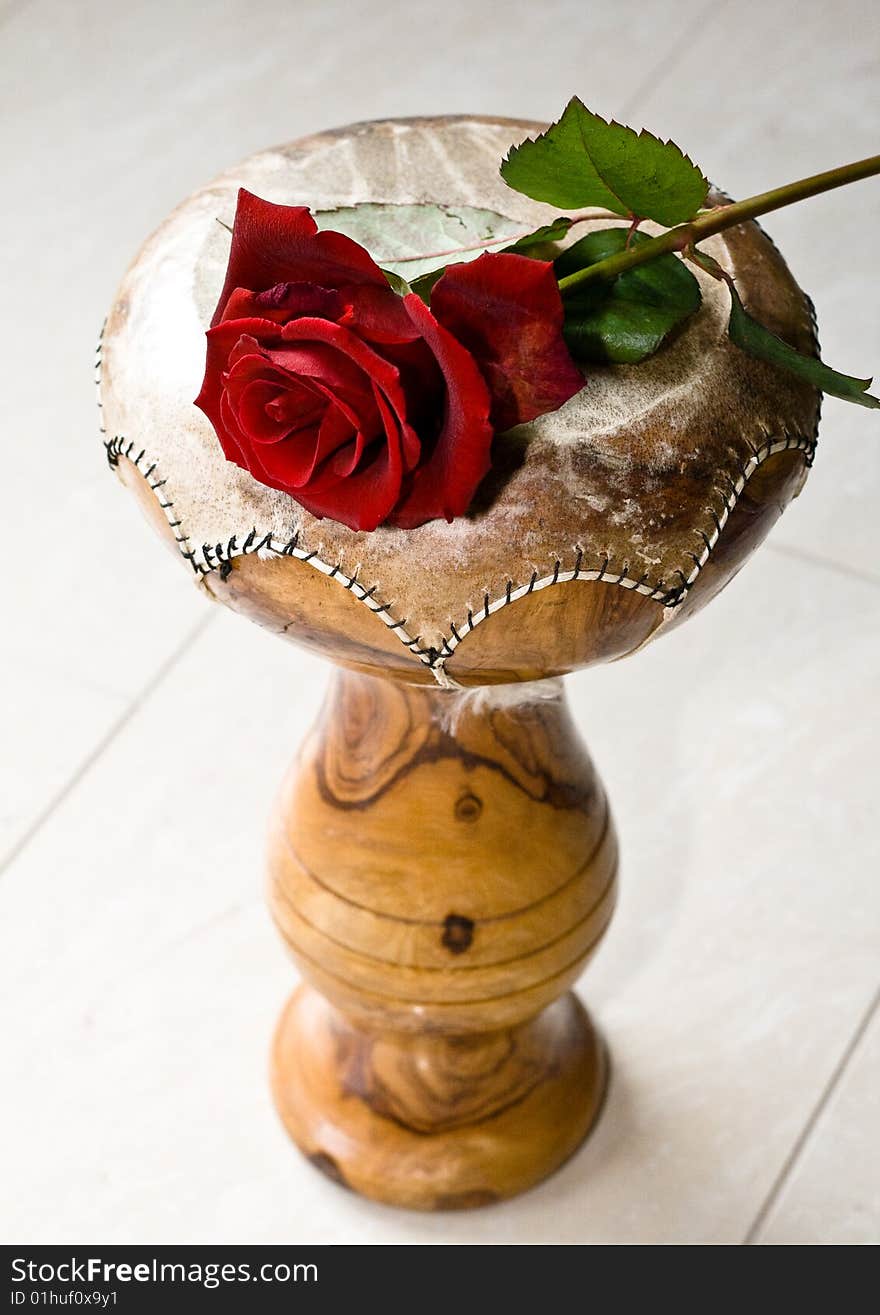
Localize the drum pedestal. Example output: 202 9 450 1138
267 671 616 1209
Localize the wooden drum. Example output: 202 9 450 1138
99 116 819 1209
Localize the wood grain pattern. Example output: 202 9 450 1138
272 987 606 1211
268 672 616 1207
202 552 434 683
445 577 666 684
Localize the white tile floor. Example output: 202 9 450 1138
2 0 878 1246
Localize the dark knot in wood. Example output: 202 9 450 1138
454 792 483 823
442 914 475 954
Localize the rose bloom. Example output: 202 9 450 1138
196 189 583 531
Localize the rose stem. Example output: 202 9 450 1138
557 154 880 294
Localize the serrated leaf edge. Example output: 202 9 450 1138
502 97 709 221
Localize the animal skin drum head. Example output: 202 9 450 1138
99 116 820 685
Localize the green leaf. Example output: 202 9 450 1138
728 284 880 408
503 216 573 254
500 97 708 227
409 267 446 304
314 202 523 282
556 228 702 364
381 268 412 297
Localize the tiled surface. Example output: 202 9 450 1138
2 0 878 1245
0 652 124 867
754 992 880 1246
634 0 880 585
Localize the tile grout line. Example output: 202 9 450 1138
767 539 880 592
0 608 217 880
619 0 733 119
742 980 880 1245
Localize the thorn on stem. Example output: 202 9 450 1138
686 242 735 289
624 214 643 248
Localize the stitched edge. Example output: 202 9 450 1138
102 433 429 661
97 324 817 688
682 432 816 592
435 429 816 680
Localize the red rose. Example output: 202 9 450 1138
196 189 583 531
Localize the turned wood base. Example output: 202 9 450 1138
267 671 617 1210
272 985 608 1210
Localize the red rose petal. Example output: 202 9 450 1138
217 388 258 474
277 317 413 432
253 281 347 320
220 282 349 328
340 284 423 344
297 432 404 532
196 323 273 466
306 376 375 434
389 295 493 528
296 381 412 531
196 317 287 431
372 380 421 474
236 377 323 444
211 189 387 326
430 251 584 431
249 402 357 490
315 406 359 475
269 338 371 394
325 414 369 481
